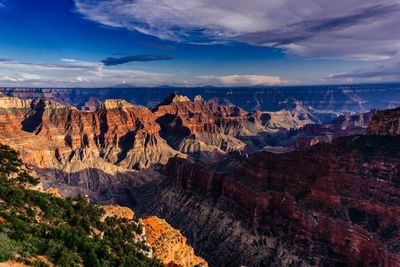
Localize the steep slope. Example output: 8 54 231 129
367 107 400 135
153 94 319 160
142 217 208 267
0 144 161 266
153 94 259 160
292 110 375 149
131 108 400 266
0 95 182 195
0 144 207 267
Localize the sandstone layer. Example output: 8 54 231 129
0 95 182 196
143 216 208 267
98 205 207 267
0 93 323 196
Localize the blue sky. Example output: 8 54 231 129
0 0 399 87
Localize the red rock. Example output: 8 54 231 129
367 107 400 135
161 134 400 266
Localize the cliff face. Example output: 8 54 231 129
99 205 207 267
367 107 400 135
152 94 262 159
132 110 400 267
136 135 400 266
1 93 315 195
293 110 375 149
0 95 181 194
0 93 334 175
142 217 208 267
152 94 318 160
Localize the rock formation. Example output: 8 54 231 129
142 217 208 267
367 107 400 135
98 205 207 267
131 108 400 266
153 94 260 150
152 93 308 160
44 187 62 198
292 110 375 149
0 91 399 266
0 95 182 194
101 205 135 221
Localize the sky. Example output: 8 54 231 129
0 0 399 87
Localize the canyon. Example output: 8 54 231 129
0 91 334 190
1 84 399 114
133 112 400 266
0 90 399 266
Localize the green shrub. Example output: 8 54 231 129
0 144 162 267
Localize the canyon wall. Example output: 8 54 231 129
1 84 399 112
131 109 400 266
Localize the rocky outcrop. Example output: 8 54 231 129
153 93 287 160
367 107 400 135
143 217 208 267
293 110 375 149
44 187 62 198
98 205 207 267
0 93 333 174
80 97 102 111
101 205 135 221
0 95 182 194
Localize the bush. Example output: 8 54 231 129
0 233 19 261
0 145 162 267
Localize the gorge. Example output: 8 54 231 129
0 88 399 266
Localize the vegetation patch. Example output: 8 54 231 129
0 144 161 267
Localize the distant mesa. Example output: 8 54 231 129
101 99 134 110
160 93 191 105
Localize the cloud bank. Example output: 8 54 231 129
199 75 283 86
0 58 283 87
101 54 174 66
329 53 400 82
74 0 400 60
0 59 170 87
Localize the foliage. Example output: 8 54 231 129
0 144 161 267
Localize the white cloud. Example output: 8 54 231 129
74 0 400 61
0 59 171 87
328 52 400 82
199 74 283 86
0 58 287 86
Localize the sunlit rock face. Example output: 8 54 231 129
153 93 270 160
101 205 135 221
0 93 384 196
0 94 182 195
99 205 207 267
142 216 208 267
